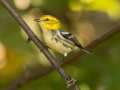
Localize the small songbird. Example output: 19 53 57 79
34 15 91 56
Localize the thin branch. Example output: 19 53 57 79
63 22 120 65
0 0 80 90
1 0 120 90
5 19 120 90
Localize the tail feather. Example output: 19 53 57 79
76 44 92 55
81 48 93 55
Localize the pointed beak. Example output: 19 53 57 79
34 18 40 22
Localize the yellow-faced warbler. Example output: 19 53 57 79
34 15 91 56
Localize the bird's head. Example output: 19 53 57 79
35 15 61 30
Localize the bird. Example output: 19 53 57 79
34 15 91 56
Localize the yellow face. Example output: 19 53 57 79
38 15 62 30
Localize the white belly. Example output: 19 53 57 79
43 31 75 55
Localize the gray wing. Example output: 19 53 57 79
57 30 92 54
57 30 83 48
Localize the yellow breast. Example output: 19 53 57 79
43 30 74 55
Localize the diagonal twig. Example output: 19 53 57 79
0 0 80 90
5 18 120 90
1 0 120 90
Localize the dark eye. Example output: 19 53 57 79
44 18 49 21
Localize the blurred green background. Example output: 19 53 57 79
0 0 120 90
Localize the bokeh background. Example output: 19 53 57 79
0 0 120 90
